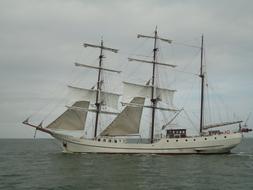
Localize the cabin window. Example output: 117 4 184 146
205 138 207 140
109 139 112 143
176 139 178 142
214 137 217 140
193 139 196 141
166 129 186 138
98 139 101 142
114 140 117 143
167 140 169 142
185 139 188 142
224 136 227 138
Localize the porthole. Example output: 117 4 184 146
176 139 178 142
224 136 227 138
98 138 101 142
193 139 196 141
214 137 217 140
109 139 112 142
103 139 106 142
167 140 169 142
114 140 117 143
185 139 188 142
205 138 207 140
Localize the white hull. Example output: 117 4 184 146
51 132 242 154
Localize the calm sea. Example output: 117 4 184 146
0 138 253 190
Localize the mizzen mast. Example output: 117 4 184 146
75 39 119 138
199 35 204 135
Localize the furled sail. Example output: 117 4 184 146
123 82 175 107
100 97 145 136
46 101 89 130
68 85 120 110
203 120 243 130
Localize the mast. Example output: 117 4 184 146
150 27 158 143
128 27 174 143
94 40 103 138
199 35 204 134
77 40 119 138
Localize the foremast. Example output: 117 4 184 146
76 40 119 138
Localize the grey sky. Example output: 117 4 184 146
0 0 253 138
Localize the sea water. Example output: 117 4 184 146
0 138 253 190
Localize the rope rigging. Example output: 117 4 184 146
27 32 243 137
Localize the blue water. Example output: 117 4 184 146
0 138 253 190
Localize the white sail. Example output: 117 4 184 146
123 82 175 107
68 85 120 110
46 101 89 130
100 97 145 136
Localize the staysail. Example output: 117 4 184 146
100 97 145 136
46 101 89 130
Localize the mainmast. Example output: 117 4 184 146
150 27 158 143
75 40 119 138
199 35 204 134
128 27 175 143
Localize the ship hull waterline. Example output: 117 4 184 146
51 132 242 154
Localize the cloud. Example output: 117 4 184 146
0 0 252 138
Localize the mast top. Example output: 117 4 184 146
137 27 172 44
83 41 119 53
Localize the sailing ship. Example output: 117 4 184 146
23 28 252 154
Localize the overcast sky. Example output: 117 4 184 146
0 0 253 138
